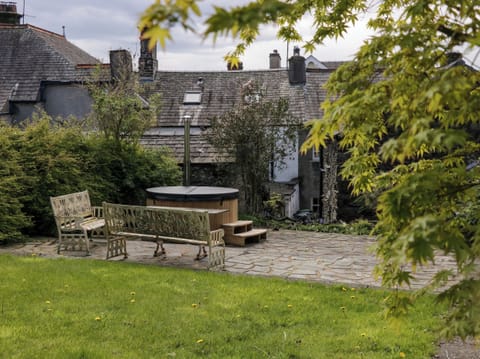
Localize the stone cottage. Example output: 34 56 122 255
0 2 133 124
138 39 346 222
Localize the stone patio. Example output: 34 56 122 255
0 229 460 290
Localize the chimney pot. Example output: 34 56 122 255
288 47 306 85
139 31 158 79
0 2 22 24
269 49 281 69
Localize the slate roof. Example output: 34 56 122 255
140 130 232 164
0 24 101 111
140 65 344 164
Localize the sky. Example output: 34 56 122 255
21 0 375 71
20 0 480 71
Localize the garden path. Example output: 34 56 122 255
0 229 459 290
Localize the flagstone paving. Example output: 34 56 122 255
0 229 460 290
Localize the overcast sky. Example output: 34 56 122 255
20 0 378 71
21 0 479 71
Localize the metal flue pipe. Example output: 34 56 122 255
183 115 191 186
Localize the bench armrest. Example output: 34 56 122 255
209 229 225 247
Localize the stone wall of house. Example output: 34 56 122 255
298 129 319 212
298 129 375 223
335 149 376 221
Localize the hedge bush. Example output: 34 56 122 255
0 115 181 241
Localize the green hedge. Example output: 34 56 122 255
0 117 181 241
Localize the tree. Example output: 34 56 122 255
140 0 480 338
88 68 161 145
207 80 300 214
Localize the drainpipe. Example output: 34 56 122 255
183 115 191 186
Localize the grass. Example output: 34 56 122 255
0 254 443 358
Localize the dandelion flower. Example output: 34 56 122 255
196 339 204 344
287 304 293 308
95 316 101 321
342 287 347 291
340 306 346 311
399 352 406 358
361 333 367 337
130 299 136 303
351 295 356 299
45 300 51 304
130 291 136 296
263 305 269 309
191 303 198 308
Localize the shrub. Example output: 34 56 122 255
4 112 181 238
83 136 181 205
16 116 98 235
0 125 31 242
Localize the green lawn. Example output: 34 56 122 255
0 254 442 358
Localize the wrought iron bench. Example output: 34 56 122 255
50 190 105 255
102 202 225 270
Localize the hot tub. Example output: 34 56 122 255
146 186 239 229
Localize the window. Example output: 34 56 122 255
183 91 202 104
312 197 320 213
312 148 320 161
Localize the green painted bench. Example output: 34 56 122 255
50 190 104 255
102 202 225 270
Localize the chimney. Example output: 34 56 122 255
139 34 157 79
0 2 22 24
109 50 133 83
227 61 243 71
288 46 306 85
269 49 281 69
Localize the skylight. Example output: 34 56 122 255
183 91 202 105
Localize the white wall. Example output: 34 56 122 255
271 130 298 182
284 183 300 217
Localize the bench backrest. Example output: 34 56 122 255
50 190 93 219
103 202 211 242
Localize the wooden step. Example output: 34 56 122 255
222 220 253 236
224 228 267 246
222 220 253 228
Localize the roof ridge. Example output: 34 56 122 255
26 24 64 39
